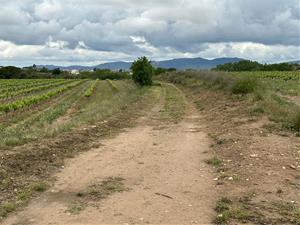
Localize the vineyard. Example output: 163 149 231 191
0 79 145 147
232 71 300 95
232 71 300 80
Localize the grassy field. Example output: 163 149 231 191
1 72 297 148
158 70 300 133
0 79 150 147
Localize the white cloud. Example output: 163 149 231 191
77 41 89 49
0 0 299 66
130 36 146 43
34 0 62 21
0 40 131 66
46 36 69 49
199 42 300 63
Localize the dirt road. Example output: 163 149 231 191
3 94 217 224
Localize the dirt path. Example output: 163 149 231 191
3 91 216 225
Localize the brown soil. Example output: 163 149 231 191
2 91 217 224
183 86 300 224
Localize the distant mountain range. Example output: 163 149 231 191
37 57 244 71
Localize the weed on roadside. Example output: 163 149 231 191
206 157 222 167
65 177 129 215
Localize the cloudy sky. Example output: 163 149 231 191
0 0 299 66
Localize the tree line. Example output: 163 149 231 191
213 60 299 71
0 62 175 80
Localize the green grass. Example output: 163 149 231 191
66 177 128 215
160 83 186 123
0 182 49 219
0 202 15 218
274 201 300 221
64 80 146 128
106 79 119 91
231 77 257 94
257 93 300 132
292 111 300 131
0 80 83 113
32 182 49 192
206 157 222 166
158 71 300 133
0 81 89 146
231 71 300 95
82 177 128 200
84 79 99 97
65 202 86 215
214 197 253 224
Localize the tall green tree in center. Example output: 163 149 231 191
131 56 153 86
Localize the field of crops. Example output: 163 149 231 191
232 71 300 80
231 71 300 95
0 79 144 147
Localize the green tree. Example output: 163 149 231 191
52 68 61 75
131 56 153 86
0 66 22 79
40 67 49 73
214 60 296 71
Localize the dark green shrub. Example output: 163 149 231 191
131 56 154 86
231 78 257 94
52 68 61 75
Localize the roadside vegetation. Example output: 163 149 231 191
158 70 300 224
160 83 186 123
158 70 300 133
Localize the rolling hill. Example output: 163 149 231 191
37 57 244 71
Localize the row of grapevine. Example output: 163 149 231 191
0 80 73 100
0 80 85 113
106 79 118 91
233 71 300 81
0 79 64 94
0 79 51 90
84 79 99 97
